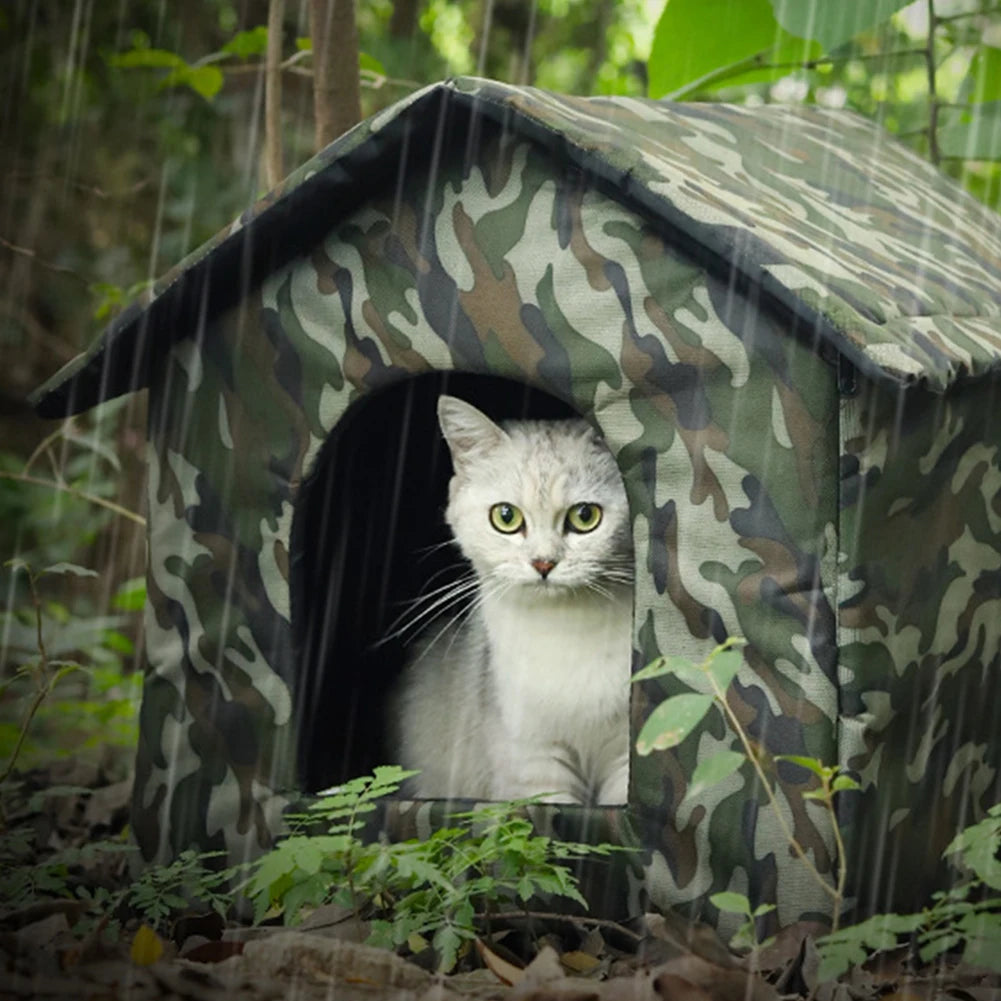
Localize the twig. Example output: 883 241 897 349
474 910 644 942
23 423 74 476
0 236 90 285
935 8 994 25
0 471 146 527
663 47 928 101
707 672 841 912
0 574 50 795
222 49 310 74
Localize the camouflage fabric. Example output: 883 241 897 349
32 77 1001 417
30 79 1001 931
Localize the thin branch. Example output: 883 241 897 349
663 50 771 101
935 8 994 25
0 236 90 285
23 424 74 476
663 47 928 101
2 173 153 200
708 673 840 909
0 471 146 527
475 910 644 943
223 49 310 74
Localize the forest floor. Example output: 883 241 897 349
4 757 1001 1001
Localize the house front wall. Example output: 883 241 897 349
139 126 843 928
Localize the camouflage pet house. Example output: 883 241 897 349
32 77 1001 928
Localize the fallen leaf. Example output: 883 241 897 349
651 954 779 1001
560 951 602 975
654 972 716 1001
130 923 165 966
477 938 525 985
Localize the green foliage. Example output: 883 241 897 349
710 890 775 952
109 44 225 102
633 638 745 756
637 642 1001 978
125 850 236 931
0 811 236 939
645 0 1001 209
944 802 1001 889
648 0 820 98
0 820 134 913
0 560 142 776
634 638 853 929
770 0 916 52
248 766 616 972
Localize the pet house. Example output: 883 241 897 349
32 78 1001 929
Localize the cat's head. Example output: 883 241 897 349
437 395 633 595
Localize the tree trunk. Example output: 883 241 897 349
265 0 285 188
389 0 422 39
310 0 362 151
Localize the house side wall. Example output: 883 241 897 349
137 129 840 928
838 376 1001 913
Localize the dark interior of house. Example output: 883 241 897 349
290 371 579 792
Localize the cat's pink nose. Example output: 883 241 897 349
531 558 556 579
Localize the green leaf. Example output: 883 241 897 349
110 47 186 70
963 44 1001 105
769 0 914 53
832 774 860 793
710 890 753 917
359 51 386 76
687 750 745 797
938 102 1001 161
648 0 819 99
161 64 224 101
775 754 828 780
632 655 701 684
113 577 146 612
41 562 99 579
705 648 743 691
101 630 134 655
944 812 1001 889
816 912 925 982
636 693 714 755
222 26 269 59
958 912 1001 972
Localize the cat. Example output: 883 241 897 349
387 394 634 805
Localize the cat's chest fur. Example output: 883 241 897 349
480 587 631 741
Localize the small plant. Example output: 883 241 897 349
635 642 1001 980
815 804 1001 980
633 639 859 930
710 890 776 955
126 849 237 931
0 561 142 795
247 766 618 971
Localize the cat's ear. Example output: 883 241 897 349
437 395 507 472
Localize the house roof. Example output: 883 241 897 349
31 77 1001 417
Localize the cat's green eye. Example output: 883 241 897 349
489 503 525 534
565 502 603 533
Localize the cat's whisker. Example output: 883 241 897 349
413 538 461 561
379 573 480 643
411 579 501 659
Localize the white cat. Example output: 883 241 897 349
387 395 633 804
